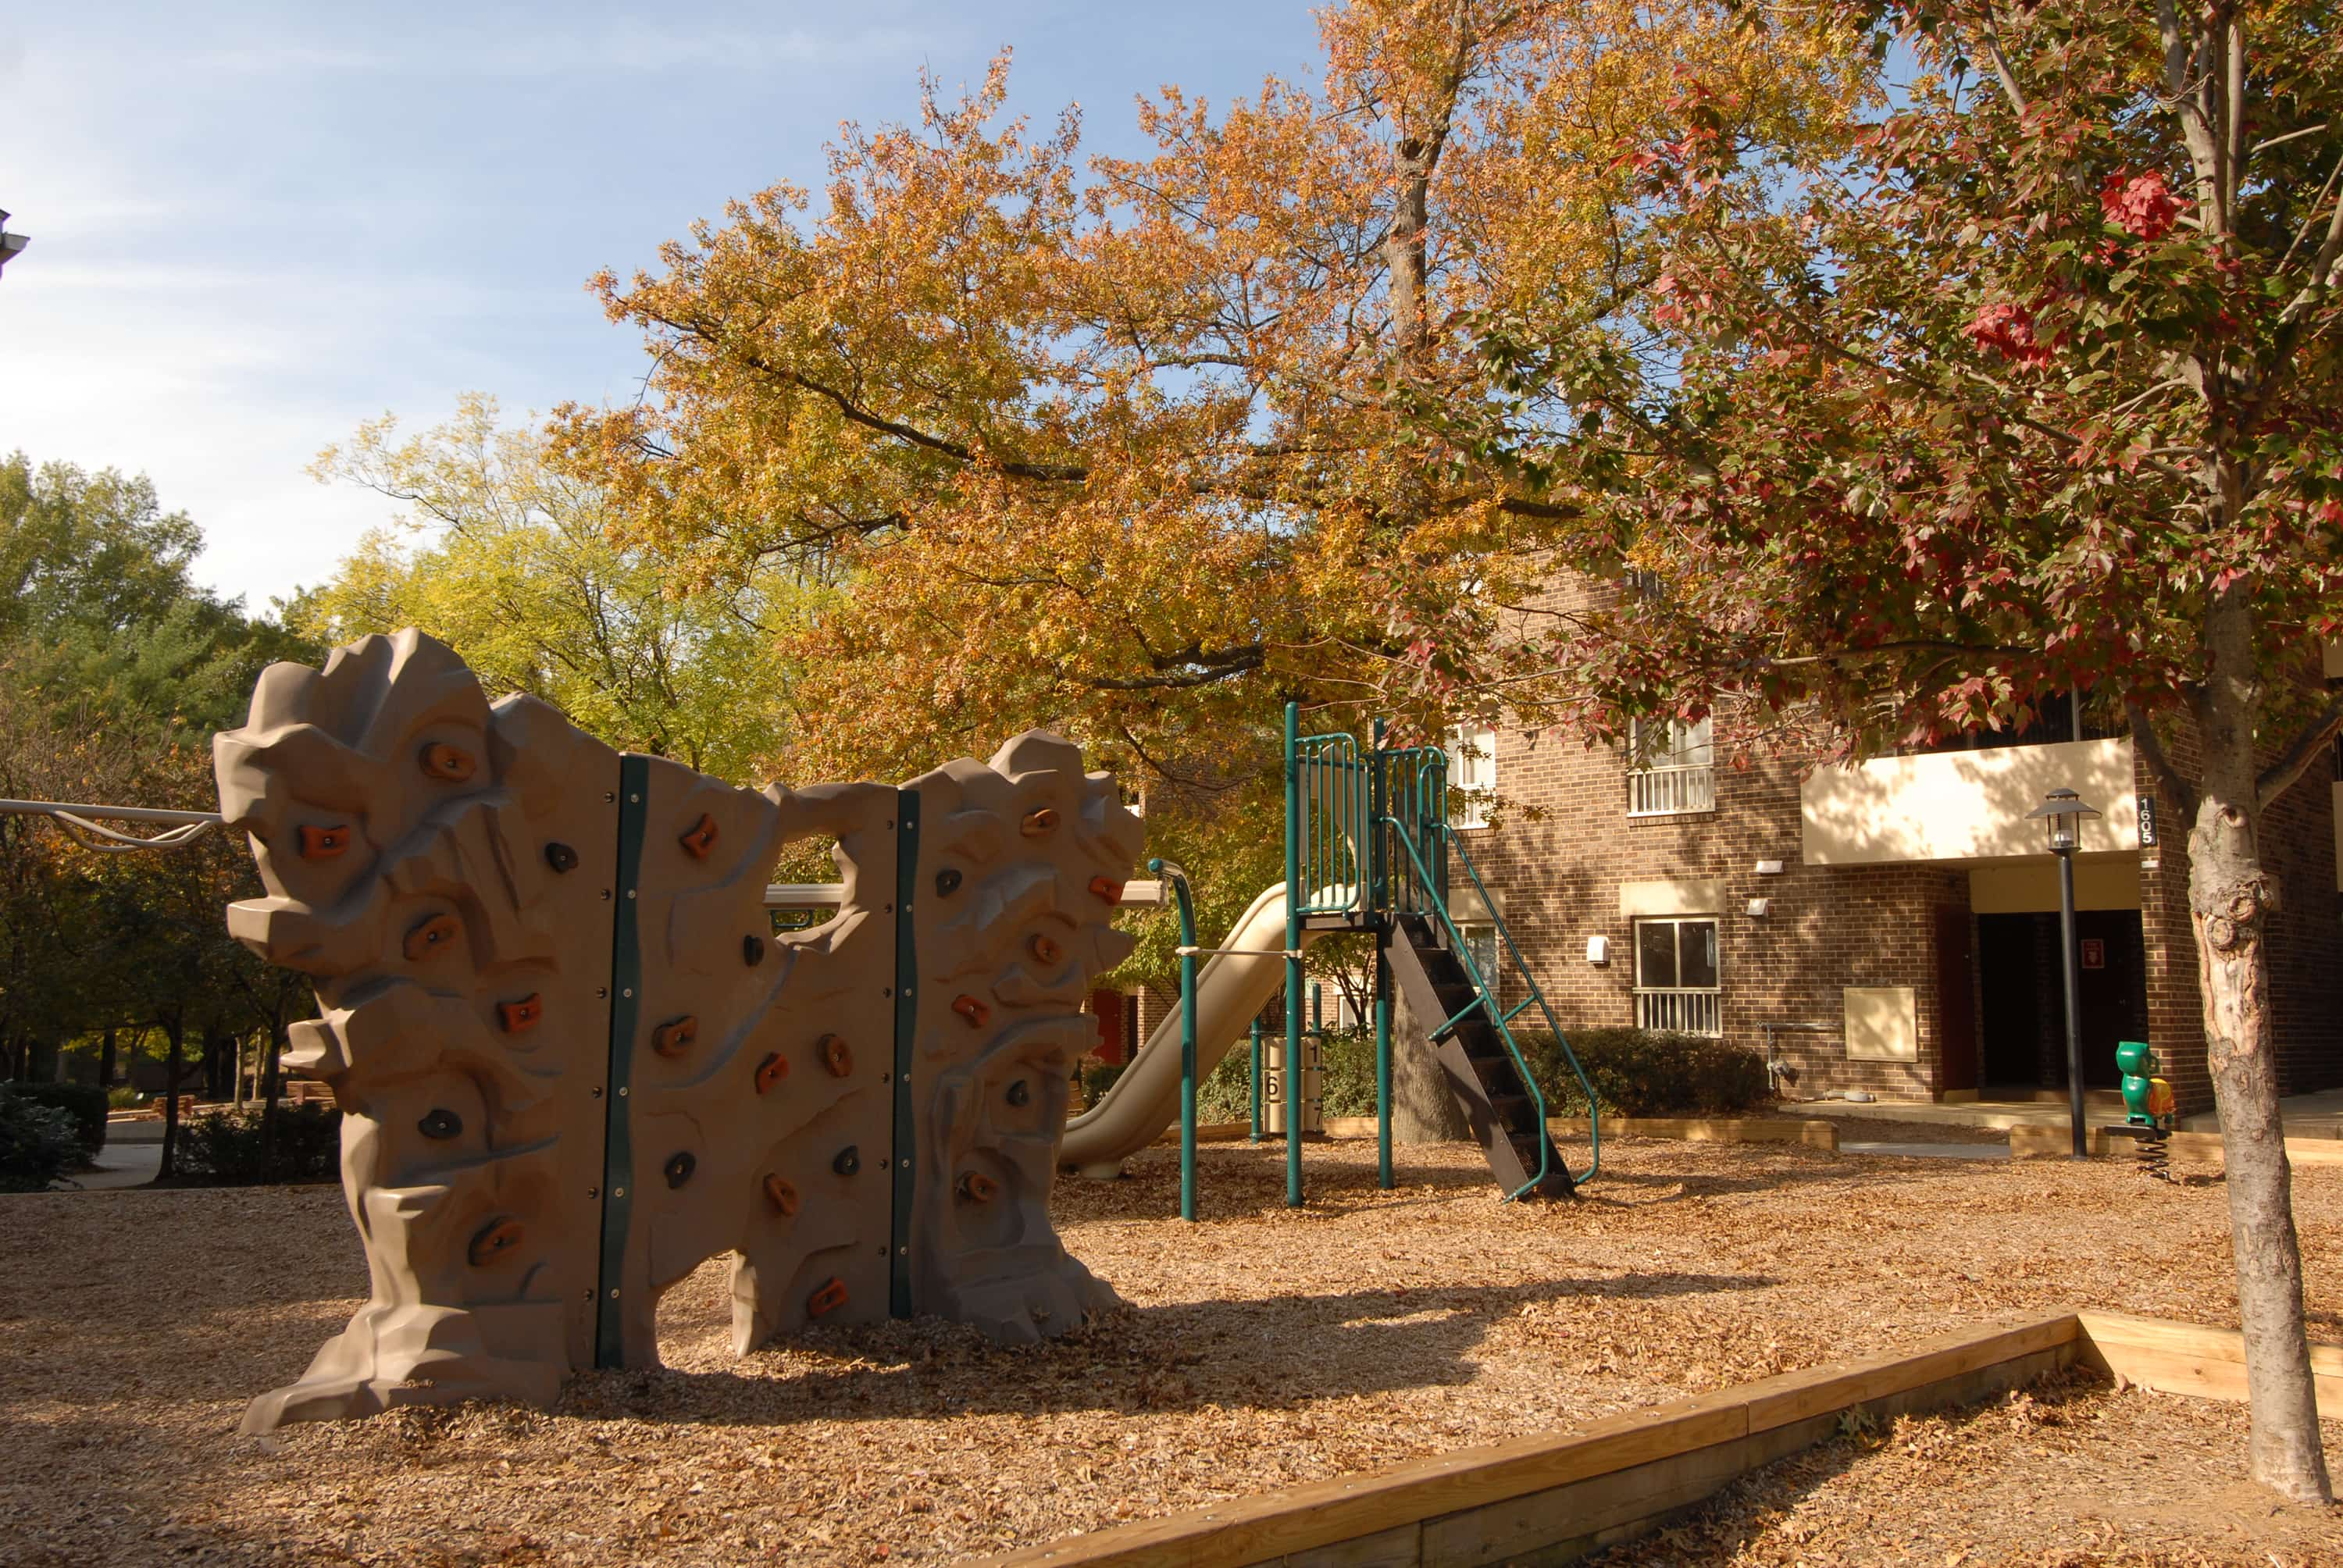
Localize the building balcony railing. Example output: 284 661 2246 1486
1635 987 1722 1035
1628 764 1716 817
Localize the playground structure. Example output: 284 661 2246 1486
4 637 1599 1430
209 630 1145 1431
1060 707 1600 1213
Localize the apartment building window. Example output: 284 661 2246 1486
1457 923 1500 985
1449 724 1497 829
1627 716 1715 816
1633 917 1721 1035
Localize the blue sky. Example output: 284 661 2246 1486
0 3 1325 612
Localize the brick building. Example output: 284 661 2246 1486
1450 693 2343 1115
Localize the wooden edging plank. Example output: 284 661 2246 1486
2077 1310 2343 1413
975 1314 2079 1568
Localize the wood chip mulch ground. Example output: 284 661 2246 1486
2 1135 2337 1566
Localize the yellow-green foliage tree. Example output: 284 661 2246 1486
553 1 1870 800
301 395 811 782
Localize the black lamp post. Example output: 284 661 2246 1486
2027 787 2102 1159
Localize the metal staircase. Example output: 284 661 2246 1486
1285 716 1599 1200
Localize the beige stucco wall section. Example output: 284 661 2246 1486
1969 857 2143 913
1801 738 2139 866
1619 878 1725 917
1843 985 1919 1061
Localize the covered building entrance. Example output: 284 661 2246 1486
1974 908 2148 1090
1969 856 2148 1092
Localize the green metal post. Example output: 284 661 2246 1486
1375 945 1393 1191
1152 857 1200 1222
1248 1020 1262 1143
1283 700 1303 1208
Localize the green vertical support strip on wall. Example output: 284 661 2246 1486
888 789 920 1319
594 753 651 1370
1282 701 1303 1209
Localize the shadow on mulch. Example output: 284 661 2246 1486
583 1270 1778 1427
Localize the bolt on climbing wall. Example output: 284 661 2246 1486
216 631 1142 1433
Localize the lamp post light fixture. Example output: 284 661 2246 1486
0 210 29 279
2026 787 2102 1158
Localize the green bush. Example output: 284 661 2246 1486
1166 1021 1771 1131
0 1090 81 1192
107 1085 144 1110
1514 1028 1771 1117
6 1081 109 1159
1079 1063 1127 1110
174 1102 342 1185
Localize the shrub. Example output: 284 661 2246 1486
1079 1063 1127 1110
0 1090 81 1192
1514 1027 1771 1117
174 1101 342 1185
7 1081 109 1159
107 1085 145 1110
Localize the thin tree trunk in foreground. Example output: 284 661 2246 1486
159 1013 185 1182
2192 594 2332 1503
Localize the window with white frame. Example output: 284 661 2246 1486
1457 923 1500 985
1448 724 1497 829
1632 916 1721 1035
1627 715 1716 816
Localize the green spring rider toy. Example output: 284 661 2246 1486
2117 1039 2177 1181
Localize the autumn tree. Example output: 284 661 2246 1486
301 395 805 782
551 2 1867 791
1450 0 2341 1500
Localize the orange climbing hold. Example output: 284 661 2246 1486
679 813 719 858
402 912 460 962
419 742 477 782
1088 875 1123 904
806 1277 848 1318
754 1052 789 1093
1029 933 1062 965
468 1217 522 1267
818 1033 853 1078
1020 806 1060 836
497 993 544 1034
296 823 351 860
763 1174 800 1216
957 1171 999 1203
951 994 990 1028
652 1016 699 1058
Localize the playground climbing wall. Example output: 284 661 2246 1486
216 631 1142 1432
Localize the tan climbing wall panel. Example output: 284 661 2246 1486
216 633 620 1428
903 738 1143 1338
216 631 1141 1432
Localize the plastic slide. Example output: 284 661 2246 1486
1059 881 1344 1178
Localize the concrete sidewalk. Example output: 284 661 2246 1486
1792 1086 2343 1140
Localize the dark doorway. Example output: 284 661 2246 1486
1976 910 2147 1089
1935 907 1979 1092
1088 989 1126 1064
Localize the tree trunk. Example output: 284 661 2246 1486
2190 592 2334 1503
1389 977 1471 1142
159 1013 185 1181
98 1027 116 1092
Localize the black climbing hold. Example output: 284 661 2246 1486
544 841 580 874
935 867 962 896
664 1150 697 1188
744 932 767 966
418 1108 462 1139
1006 1079 1030 1107
833 1145 861 1177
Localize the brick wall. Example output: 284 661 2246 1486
2135 729 2343 1116
1465 723 1969 1099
